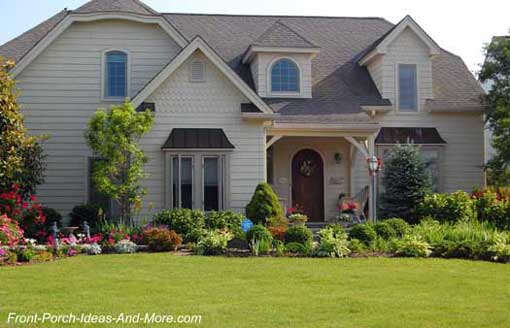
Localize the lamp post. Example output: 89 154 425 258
367 156 380 222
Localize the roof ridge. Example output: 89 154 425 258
162 12 392 22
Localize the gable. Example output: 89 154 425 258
146 50 252 114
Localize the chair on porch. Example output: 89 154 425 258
338 185 369 224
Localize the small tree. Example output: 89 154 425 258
479 34 510 186
246 182 282 224
85 101 153 224
0 57 45 197
379 144 431 223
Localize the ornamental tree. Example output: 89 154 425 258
0 57 45 198
479 34 510 186
379 144 431 223
245 182 283 224
85 101 153 225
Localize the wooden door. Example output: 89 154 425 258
291 149 324 221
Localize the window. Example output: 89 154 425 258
190 60 205 82
203 156 224 211
105 51 128 98
169 154 226 211
398 64 417 111
171 156 194 209
266 146 274 184
271 58 300 93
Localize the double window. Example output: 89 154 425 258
398 64 417 111
104 50 128 99
271 58 300 93
169 154 226 211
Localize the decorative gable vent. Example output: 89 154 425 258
190 60 205 82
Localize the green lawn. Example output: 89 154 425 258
1 255 509 327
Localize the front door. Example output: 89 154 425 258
291 149 324 221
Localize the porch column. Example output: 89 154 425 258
367 134 377 222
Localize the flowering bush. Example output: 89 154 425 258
0 214 24 246
114 240 138 254
143 226 182 252
83 243 102 255
472 188 510 229
0 184 46 240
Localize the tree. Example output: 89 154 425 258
479 34 510 186
0 57 45 198
379 144 431 223
245 182 282 224
85 101 153 224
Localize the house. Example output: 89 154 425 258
0 0 485 223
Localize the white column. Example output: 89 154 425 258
367 134 377 222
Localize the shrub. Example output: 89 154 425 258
373 222 397 240
114 240 138 254
0 58 45 198
379 144 431 223
41 207 62 228
69 204 104 233
268 225 287 241
348 224 377 245
245 183 282 224
247 225 273 244
285 242 311 255
0 214 24 247
33 250 53 262
285 225 313 247
15 247 35 262
380 218 410 238
349 239 367 253
0 251 17 265
315 225 350 258
489 236 510 263
195 230 233 255
143 227 182 252
418 191 476 223
395 235 432 257
473 189 510 229
152 208 205 241
205 211 244 237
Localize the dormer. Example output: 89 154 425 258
242 21 320 98
359 16 441 112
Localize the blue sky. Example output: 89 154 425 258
1 0 508 73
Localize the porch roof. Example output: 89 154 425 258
375 127 447 145
161 128 235 150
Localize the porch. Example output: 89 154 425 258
266 123 379 222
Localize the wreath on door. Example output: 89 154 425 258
299 160 316 177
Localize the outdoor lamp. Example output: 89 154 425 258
368 155 379 173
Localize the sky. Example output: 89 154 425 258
0 0 508 75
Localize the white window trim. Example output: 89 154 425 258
189 59 206 82
267 57 303 98
164 151 231 211
396 63 420 113
101 48 131 102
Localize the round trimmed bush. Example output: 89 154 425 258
285 225 313 247
152 208 205 240
382 218 410 238
348 224 377 244
285 242 310 255
374 222 397 240
143 227 182 252
246 225 273 244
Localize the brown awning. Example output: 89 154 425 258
161 128 235 150
375 127 447 144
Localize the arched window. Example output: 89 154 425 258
105 51 128 98
271 58 300 93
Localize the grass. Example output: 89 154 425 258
1 255 510 327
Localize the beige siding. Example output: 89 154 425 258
251 53 312 98
17 19 183 217
271 137 350 220
145 51 266 217
368 27 433 110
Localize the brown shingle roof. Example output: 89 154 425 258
0 9 69 64
74 0 157 15
252 21 318 48
0 0 483 119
